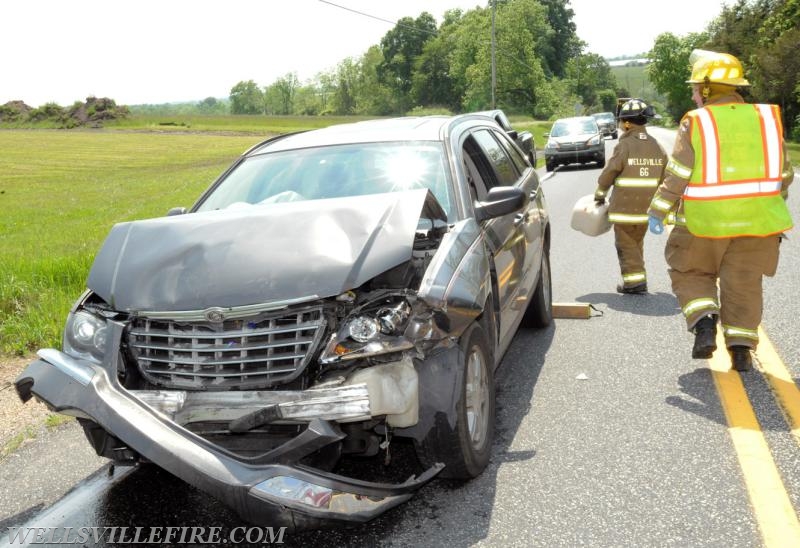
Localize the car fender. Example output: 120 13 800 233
417 218 491 340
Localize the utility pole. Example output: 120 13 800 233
491 0 496 109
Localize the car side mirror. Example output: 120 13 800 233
474 186 527 223
167 207 187 216
506 129 518 140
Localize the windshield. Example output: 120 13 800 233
195 142 454 218
593 113 614 123
550 119 599 137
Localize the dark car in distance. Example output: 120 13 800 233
591 111 618 139
16 114 553 531
543 116 606 172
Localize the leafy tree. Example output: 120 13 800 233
197 97 228 114
311 71 338 114
453 0 556 115
198 97 217 111
564 53 616 110
538 78 583 119
758 0 800 40
703 0 799 134
411 29 458 110
264 73 299 115
647 32 708 122
750 28 800 135
229 80 264 114
596 89 617 112
356 46 396 115
705 0 776 59
443 8 490 112
538 0 583 78
378 12 438 113
492 0 553 113
331 57 360 115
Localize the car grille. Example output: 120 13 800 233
559 142 588 151
127 306 327 390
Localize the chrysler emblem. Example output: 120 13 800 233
204 307 226 323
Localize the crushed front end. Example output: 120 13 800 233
15 190 485 528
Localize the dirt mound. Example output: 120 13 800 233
1 97 129 127
0 100 33 122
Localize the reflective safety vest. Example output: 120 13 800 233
682 103 793 238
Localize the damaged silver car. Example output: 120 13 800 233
16 114 552 530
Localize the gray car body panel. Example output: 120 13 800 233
87 189 445 312
418 218 489 337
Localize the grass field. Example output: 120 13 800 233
610 64 662 103
105 114 378 134
0 130 267 354
1 115 798 354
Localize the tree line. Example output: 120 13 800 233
230 0 618 120
649 0 799 138
228 0 799 138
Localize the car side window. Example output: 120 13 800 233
463 154 488 203
493 129 529 173
463 136 496 196
471 129 520 187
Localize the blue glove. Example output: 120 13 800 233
648 215 664 235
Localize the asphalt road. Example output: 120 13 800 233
1 132 799 547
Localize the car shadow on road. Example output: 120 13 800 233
575 291 681 317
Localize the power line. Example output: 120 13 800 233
317 0 536 72
317 0 439 38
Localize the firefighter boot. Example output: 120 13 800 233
729 346 753 372
691 315 717 359
616 283 647 294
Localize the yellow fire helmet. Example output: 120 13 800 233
687 49 750 86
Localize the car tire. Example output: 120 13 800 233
545 160 554 172
414 323 494 479
521 246 552 328
612 131 619 139
597 157 606 169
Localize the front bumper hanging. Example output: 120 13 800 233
15 349 442 527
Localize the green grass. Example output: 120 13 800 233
0 427 37 459
611 65 662 102
104 114 379 134
0 129 266 354
787 141 800 165
44 413 73 429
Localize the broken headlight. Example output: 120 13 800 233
321 299 414 362
347 300 411 342
63 309 108 364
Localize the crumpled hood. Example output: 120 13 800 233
87 189 445 312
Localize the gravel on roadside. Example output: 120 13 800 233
0 355 54 456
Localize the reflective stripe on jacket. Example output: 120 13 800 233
595 128 667 225
682 103 793 237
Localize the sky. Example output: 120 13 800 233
2 0 730 107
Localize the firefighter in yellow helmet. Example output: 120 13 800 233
594 98 667 293
647 50 794 371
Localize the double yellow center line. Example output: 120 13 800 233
710 327 800 546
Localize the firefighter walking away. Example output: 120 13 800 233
594 98 667 294
647 50 794 371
